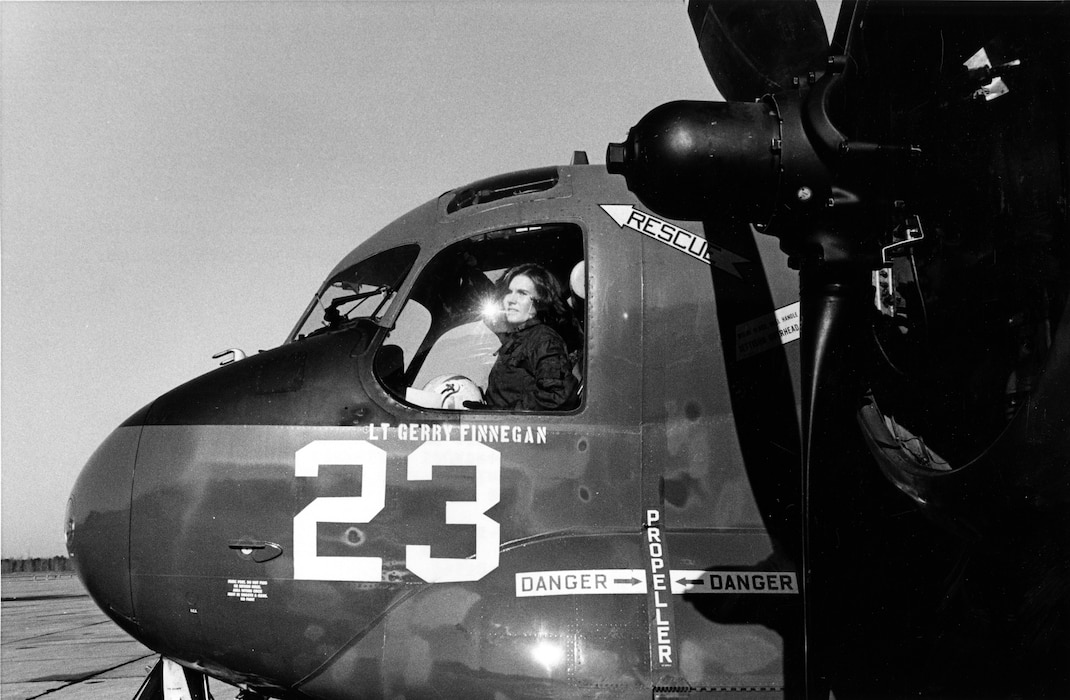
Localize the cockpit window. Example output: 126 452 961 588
289 244 419 342
374 225 585 412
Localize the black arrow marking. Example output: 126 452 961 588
614 577 642 586
676 576 707 587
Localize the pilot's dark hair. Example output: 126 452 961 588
499 263 581 348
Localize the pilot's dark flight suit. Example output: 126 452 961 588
484 320 578 411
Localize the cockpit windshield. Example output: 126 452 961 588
289 244 419 342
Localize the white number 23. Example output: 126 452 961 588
293 440 501 583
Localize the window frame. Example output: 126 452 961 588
372 224 588 415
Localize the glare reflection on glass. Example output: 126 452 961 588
481 298 502 320
531 640 564 672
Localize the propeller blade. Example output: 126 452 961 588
796 264 873 699
688 0 830 101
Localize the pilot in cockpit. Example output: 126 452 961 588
466 263 580 411
397 253 584 413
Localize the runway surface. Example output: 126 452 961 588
1 574 240 700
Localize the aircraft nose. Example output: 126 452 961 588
67 416 143 630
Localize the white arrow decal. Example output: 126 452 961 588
600 204 749 278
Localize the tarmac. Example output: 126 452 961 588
1 574 240 700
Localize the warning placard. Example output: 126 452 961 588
515 569 646 597
671 569 799 594
735 302 801 360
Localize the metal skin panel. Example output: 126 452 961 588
66 424 140 629
296 531 789 700
636 214 804 534
144 322 388 427
86 165 803 698
128 419 645 693
638 212 762 529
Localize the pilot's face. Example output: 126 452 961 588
503 274 538 326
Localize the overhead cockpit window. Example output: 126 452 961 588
289 244 419 342
446 168 559 214
374 225 585 412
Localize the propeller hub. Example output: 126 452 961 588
607 99 781 222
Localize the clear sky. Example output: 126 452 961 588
0 1 732 557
